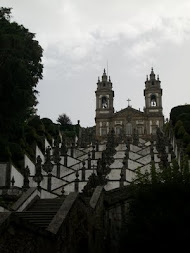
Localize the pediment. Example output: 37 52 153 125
113 106 145 118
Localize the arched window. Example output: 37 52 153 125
102 96 108 108
150 94 157 107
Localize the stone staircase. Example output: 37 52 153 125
15 198 64 229
28 135 173 194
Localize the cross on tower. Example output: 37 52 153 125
127 98 131 107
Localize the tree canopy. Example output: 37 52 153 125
0 7 43 137
0 7 43 163
57 113 72 126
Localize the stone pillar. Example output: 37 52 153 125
47 172 52 191
11 176 15 187
70 143 74 157
56 163 60 178
64 151 68 167
92 145 95 160
33 155 43 189
120 170 124 187
22 166 30 191
88 152 91 169
122 145 129 181
81 160 86 181
95 140 99 152
150 139 154 162
75 170 79 192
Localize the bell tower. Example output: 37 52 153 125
95 69 114 139
144 68 164 134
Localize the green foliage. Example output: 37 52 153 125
57 113 72 126
133 158 190 186
0 7 43 137
171 105 190 159
0 8 45 165
170 105 190 126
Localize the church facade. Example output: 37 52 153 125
95 68 164 140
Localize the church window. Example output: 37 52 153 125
116 127 121 135
137 126 143 135
152 126 157 134
101 128 107 136
150 94 157 107
102 96 108 108
126 123 132 135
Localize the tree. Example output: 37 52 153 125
0 7 43 138
57 113 72 126
0 7 43 161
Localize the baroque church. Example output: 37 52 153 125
95 68 164 140
0 67 185 253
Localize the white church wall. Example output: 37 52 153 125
137 147 150 156
85 169 95 180
29 176 48 190
40 176 48 189
10 164 23 188
99 144 106 151
130 144 141 153
36 146 45 163
128 160 142 170
75 149 85 158
40 189 57 199
116 143 127 151
95 152 102 159
63 183 75 194
145 141 151 146
63 172 77 183
67 156 80 167
44 138 51 150
29 177 37 187
137 155 151 165
78 182 87 192
77 154 88 161
126 169 136 182
114 151 125 159
139 164 151 174
51 176 64 190
104 181 119 191
24 155 35 176
71 162 82 170
107 169 120 180
51 164 58 177
60 165 74 178
139 138 146 144
110 160 123 169
129 152 141 160
91 160 97 166
154 154 160 162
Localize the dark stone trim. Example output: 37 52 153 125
11 187 37 211
47 192 78 234
90 185 104 209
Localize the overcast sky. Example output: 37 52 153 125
1 0 190 127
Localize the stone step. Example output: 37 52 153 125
15 198 65 229
29 207 60 212
17 214 55 218
27 198 63 212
